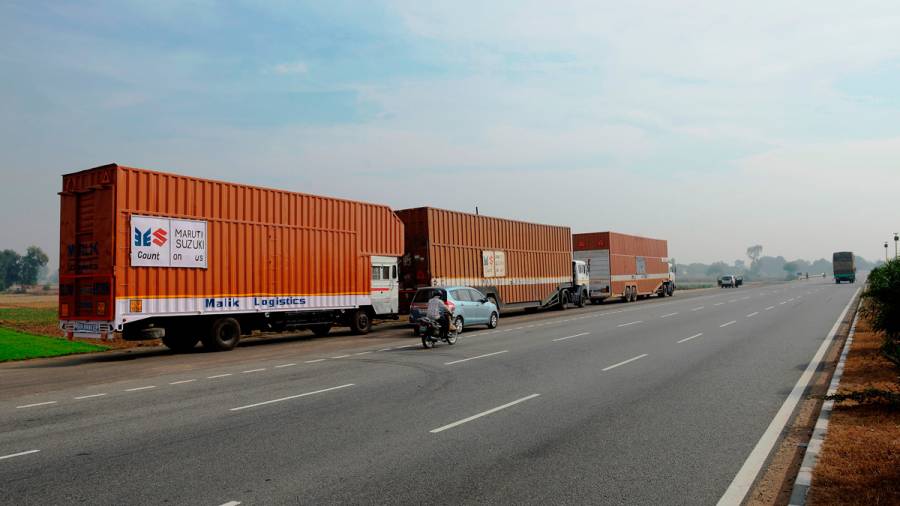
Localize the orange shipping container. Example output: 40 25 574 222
573 231 673 301
396 207 574 312
59 164 403 346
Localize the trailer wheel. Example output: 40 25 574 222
557 291 570 310
349 309 372 335
629 287 637 302
202 318 241 352
310 324 332 337
162 332 199 353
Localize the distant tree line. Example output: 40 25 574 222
0 246 50 290
676 244 881 281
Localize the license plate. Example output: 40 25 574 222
73 321 101 334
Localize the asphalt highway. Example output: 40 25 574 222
0 279 858 505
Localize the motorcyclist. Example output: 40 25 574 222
426 292 451 339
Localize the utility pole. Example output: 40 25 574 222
886 241 890 263
895 233 899 259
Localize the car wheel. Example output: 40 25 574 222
487 312 499 329
453 316 464 335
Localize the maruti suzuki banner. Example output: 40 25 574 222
131 215 207 268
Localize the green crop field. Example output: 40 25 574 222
0 327 108 362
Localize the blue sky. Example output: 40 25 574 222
3 0 900 267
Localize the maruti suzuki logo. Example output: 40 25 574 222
134 227 168 247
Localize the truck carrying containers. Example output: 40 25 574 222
396 207 589 313
573 232 675 303
832 251 856 283
58 163 404 351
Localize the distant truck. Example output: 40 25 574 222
573 232 675 303
59 164 405 352
396 207 589 313
832 252 856 283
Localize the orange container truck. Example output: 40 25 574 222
572 232 675 303
59 164 404 351
395 207 589 313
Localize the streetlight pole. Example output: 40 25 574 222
895 233 899 259
886 241 890 263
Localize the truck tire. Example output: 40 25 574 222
202 318 241 352
557 291 570 310
667 284 674 296
575 290 587 308
310 324 332 337
162 332 200 353
349 309 372 335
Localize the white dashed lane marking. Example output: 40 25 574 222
677 333 703 344
602 354 648 371
720 320 737 328
16 401 56 409
0 449 40 461
74 393 107 400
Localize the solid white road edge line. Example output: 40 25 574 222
720 320 737 328
552 332 590 342
430 394 540 433
230 384 355 412
602 354 648 371
717 287 860 506
16 401 57 409
0 449 40 461
444 350 509 365
677 333 704 344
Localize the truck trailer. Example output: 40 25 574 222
832 251 856 283
59 164 404 351
396 207 589 314
573 232 675 303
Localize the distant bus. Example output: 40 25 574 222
832 251 856 284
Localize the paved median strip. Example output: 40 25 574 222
0 449 40 461
230 384 355 412
552 332 591 342
602 354 648 371
430 393 540 433
677 333 703 344
444 350 509 365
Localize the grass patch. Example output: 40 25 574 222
0 327 108 362
0 307 57 325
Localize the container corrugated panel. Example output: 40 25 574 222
397 207 572 308
59 164 404 323
573 231 669 296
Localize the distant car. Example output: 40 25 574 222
718 275 737 288
409 286 499 335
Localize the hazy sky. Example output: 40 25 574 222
3 1 900 268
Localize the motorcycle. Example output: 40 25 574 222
418 316 459 348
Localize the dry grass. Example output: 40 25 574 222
808 315 900 505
